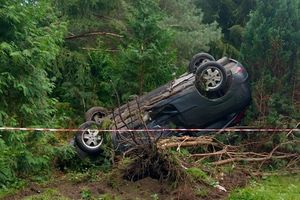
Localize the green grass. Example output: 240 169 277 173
0 181 26 198
229 175 300 200
24 189 70 200
97 193 121 200
186 168 217 186
23 189 120 200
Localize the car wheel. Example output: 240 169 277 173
75 121 104 154
195 61 227 92
85 107 107 124
188 53 215 73
70 138 89 159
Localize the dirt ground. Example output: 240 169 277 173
2 169 249 200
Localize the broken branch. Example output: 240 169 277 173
65 31 123 40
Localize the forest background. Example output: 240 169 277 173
0 0 299 194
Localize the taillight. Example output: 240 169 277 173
232 66 243 74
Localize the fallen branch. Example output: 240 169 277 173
287 122 300 138
81 47 119 52
65 31 123 40
192 149 227 158
176 137 189 152
186 139 300 167
159 136 214 144
212 153 298 166
157 137 217 150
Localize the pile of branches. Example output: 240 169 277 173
108 87 299 179
158 134 300 170
120 126 300 180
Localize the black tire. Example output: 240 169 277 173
75 121 103 154
188 53 215 73
70 138 89 159
85 107 107 124
195 61 227 93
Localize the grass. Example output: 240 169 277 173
186 167 217 186
228 175 300 200
0 180 27 199
195 187 209 198
23 189 120 200
24 189 70 200
97 194 120 200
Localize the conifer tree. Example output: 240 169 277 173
241 0 300 124
112 0 176 100
160 0 221 62
0 0 67 187
0 0 66 126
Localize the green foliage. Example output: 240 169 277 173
52 0 222 112
0 131 76 187
196 0 256 57
53 47 114 120
241 0 300 125
55 0 119 17
160 0 221 63
196 0 255 42
186 168 217 186
0 0 66 126
50 0 126 119
0 137 15 185
111 0 177 100
229 175 300 200
0 0 70 189
1 0 299 197
80 188 92 200
67 170 98 184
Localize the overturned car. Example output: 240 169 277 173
73 53 251 155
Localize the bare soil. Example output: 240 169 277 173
2 169 249 200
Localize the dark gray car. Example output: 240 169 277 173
73 53 251 155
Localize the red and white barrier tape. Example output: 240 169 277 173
0 127 299 133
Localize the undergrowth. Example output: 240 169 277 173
229 175 300 200
24 189 69 200
0 131 76 192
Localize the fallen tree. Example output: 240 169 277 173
118 127 300 182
